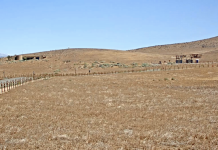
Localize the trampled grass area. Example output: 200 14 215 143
0 67 218 149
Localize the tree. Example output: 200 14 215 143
7 55 12 61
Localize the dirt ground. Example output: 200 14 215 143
0 67 218 149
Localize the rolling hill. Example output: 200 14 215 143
30 36 218 63
130 36 218 54
0 36 218 76
129 36 218 62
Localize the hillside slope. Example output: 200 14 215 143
130 36 218 55
34 36 218 62
1 36 218 76
0 49 166 76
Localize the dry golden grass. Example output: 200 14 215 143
131 36 218 62
0 48 168 77
0 36 218 149
0 67 218 149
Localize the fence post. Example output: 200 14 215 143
9 81 11 91
6 82 8 92
3 83 4 93
3 83 5 93
0 83 2 94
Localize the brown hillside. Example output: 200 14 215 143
0 36 218 76
130 36 218 61
131 36 218 54
28 36 218 62
0 49 164 76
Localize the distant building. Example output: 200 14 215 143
176 55 186 63
176 54 202 63
190 54 202 58
9 55 46 61
15 55 23 60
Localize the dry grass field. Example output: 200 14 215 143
0 36 218 149
1 67 218 149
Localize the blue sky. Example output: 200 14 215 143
0 0 217 55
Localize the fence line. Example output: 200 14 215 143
49 63 216 77
0 77 33 94
0 63 218 80
0 63 217 95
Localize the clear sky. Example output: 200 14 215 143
0 0 217 55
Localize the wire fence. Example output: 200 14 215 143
0 63 217 95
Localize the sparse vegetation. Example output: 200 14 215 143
7 55 12 61
0 36 218 148
23 57 27 60
83 63 87 68
131 62 138 68
141 63 149 67
54 69 60 73
0 67 218 149
164 77 168 81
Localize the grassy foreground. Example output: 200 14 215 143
0 67 218 149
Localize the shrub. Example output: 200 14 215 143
123 64 129 68
142 63 149 67
54 69 60 73
164 78 168 81
131 62 138 68
84 63 87 68
91 63 95 67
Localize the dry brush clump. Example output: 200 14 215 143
0 67 218 149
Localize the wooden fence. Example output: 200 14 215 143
0 63 218 95
1 63 218 80
0 77 33 94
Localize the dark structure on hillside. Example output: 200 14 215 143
190 54 202 59
9 55 46 61
176 54 202 63
176 55 186 63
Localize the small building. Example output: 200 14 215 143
9 55 46 61
176 55 186 63
186 59 193 63
190 54 202 58
190 54 202 63
176 54 202 64
15 55 23 60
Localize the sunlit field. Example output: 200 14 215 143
0 67 218 149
